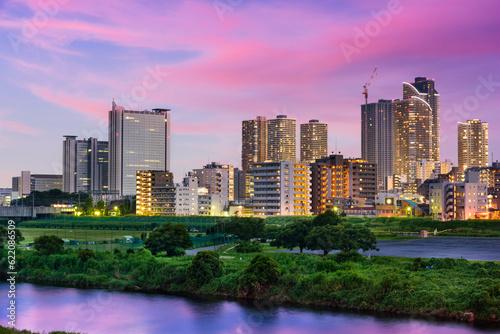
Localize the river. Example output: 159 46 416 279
0 283 498 334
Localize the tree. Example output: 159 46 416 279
0 226 25 247
272 220 310 253
77 249 96 262
186 251 225 288
311 209 342 227
96 200 106 212
83 197 94 215
208 217 265 241
34 235 64 255
305 224 345 256
341 223 377 253
238 254 280 295
144 223 192 256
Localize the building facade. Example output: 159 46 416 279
458 119 489 175
393 82 432 183
136 170 174 215
109 100 171 196
430 181 488 220
361 99 393 191
250 161 311 216
192 162 234 206
300 119 327 163
310 155 377 214
267 115 296 163
62 136 108 194
242 116 268 171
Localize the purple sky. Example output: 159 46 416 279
0 0 499 187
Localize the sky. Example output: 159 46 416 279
0 0 499 187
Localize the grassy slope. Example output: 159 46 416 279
6 244 500 322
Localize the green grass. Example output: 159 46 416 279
18 228 145 245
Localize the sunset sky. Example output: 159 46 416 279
0 0 499 186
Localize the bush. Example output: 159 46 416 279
33 235 64 255
238 254 280 295
113 248 121 254
77 249 96 263
126 248 135 254
235 241 262 253
410 257 427 271
332 250 365 264
186 251 225 288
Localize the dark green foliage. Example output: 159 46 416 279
311 209 342 227
332 250 365 264
272 219 310 253
126 248 135 254
10 189 90 208
144 223 192 256
340 223 378 252
0 324 82 333
141 232 148 241
0 225 24 246
239 255 280 294
77 249 96 262
83 196 94 215
33 235 64 255
186 251 225 288
410 257 427 271
263 225 281 241
208 217 265 241
235 240 262 253
114 248 121 254
305 224 344 256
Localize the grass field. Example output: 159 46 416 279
19 228 146 245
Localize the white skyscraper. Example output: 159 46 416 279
109 100 171 196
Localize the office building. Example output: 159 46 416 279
250 161 311 216
109 100 171 196
300 120 327 163
458 119 489 175
267 115 296 162
0 188 11 207
393 82 432 183
62 136 108 194
242 116 268 171
361 99 393 190
11 171 62 199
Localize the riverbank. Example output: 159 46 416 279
2 248 499 324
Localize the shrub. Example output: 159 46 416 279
126 248 135 254
113 248 121 254
235 240 262 253
238 254 280 295
186 251 225 288
410 257 427 271
33 235 64 255
77 249 96 263
170 247 186 257
332 250 365 264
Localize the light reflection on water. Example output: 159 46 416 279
0 283 497 334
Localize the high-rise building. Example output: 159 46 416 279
108 100 171 196
136 170 174 215
192 162 234 206
267 115 296 162
410 77 440 161
300 120 327 163
62 136 108 194
361 99 393 190
458 119 489 175
11 171 62 199
242 116 267 171
250 161 311 216
310 155 377 214
393 82 432 183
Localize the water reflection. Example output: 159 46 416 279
0 283 497 334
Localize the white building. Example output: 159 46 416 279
192 162 234 206
250 161 311 216
430 181 487 220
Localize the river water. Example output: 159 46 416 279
0 283 498 334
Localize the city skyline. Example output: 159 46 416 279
1 0 499 186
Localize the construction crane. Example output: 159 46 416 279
362 66 378 105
